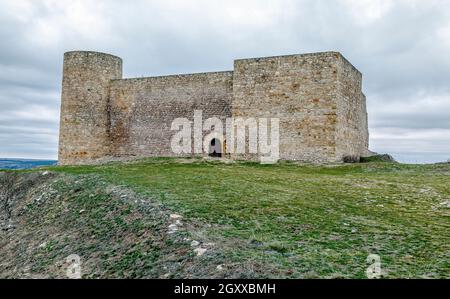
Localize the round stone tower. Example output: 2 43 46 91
58 51 123 165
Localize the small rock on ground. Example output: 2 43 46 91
194 248 207 256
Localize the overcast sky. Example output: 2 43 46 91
0 0 449 163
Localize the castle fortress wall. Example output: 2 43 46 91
335 56 369 160
232 52 340 162
59 52 122 165
108 72 233 158
58 51 369 165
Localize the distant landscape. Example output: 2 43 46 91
0 159 57 170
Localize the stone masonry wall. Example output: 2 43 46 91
58 52 122 165
232 52 341 163
108 72 233 158
335 55 369 160
58 51 369 165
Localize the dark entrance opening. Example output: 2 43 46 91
209 138 222 158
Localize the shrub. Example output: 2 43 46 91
360 154 397 163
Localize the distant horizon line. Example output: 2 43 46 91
0 158 58 161
0 156 447 165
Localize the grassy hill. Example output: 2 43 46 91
1 158 449 278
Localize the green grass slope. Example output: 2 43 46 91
1 158 449 278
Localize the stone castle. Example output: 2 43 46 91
58 51 369 165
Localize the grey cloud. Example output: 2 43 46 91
368 91 450 130
0 0 449 162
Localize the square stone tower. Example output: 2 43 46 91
232 52 369 163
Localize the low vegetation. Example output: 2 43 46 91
1 158 449 278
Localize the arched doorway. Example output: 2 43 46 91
209 138 222 158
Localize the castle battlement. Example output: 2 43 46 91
58 51 369 165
